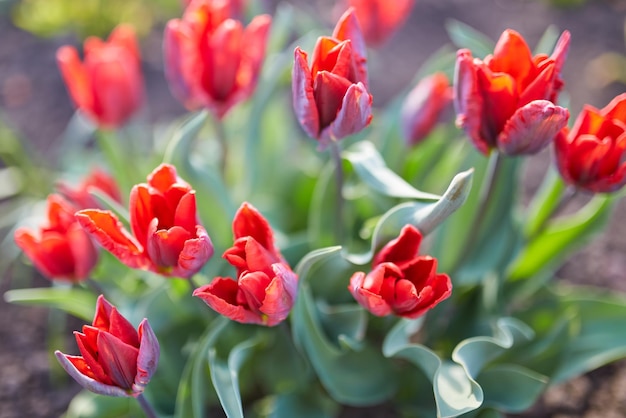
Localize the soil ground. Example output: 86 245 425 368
1 0 625 417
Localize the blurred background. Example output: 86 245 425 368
0 0 625 417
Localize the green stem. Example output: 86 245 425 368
97 129 133 196
330 140 345 244
215 117 228 181
84 278 107 299
452 151 502 271
529 185 578 239
136 393 158 418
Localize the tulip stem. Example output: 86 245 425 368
453 150 502 271
330 140 345 244
530 185 578 239
215 118 228 182
84 278 107 299
136 393 158 418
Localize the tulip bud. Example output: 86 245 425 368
14 194 98 283
339 0 415 47
55 295 159 397
56 168 122 210
56 24 143 129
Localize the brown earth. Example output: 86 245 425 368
1 0 626 417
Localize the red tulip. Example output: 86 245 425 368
55 295 159 397
14 194 98 283
341 0 415 46
164 0 271 118
401 72 453 146
181 0 244 17
56 24 143 129
56 168 123 210
292 8 372 149
193 202 298 326
454 29 571 155
554 93 626 193
349 225 452 319
76 164 214 279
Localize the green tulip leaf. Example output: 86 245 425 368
383 318 482 417
62 390 142 418
291 283 397 406
445 19 495 59
478 365 547 412
343 141 441 200
208 333 264 418
346 168 473 265
4 287 97 321
263 387 339 418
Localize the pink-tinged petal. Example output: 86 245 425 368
404 273 452 319
164 19 204 110
373 224 422 267
238 270 273 315
133 319 159 394
56 46 93 117
454 50 487 154
292 47 320 138
324 81 373 145
174 191 198 234
54 351 130 397
603 92 626 121
550 30 571 80
497 100 569 155
391 278 419 313
108 24 141 65
347 0 415 46
232 202 276 252
193 278 264 324
242 237 280 275
272 263 298 302
332 8 368 86
314 70 354 135
97 331 139 390
107 308 140 347
174 225 214 278
257 264 298 326
66 222 99 280
76 209 148 270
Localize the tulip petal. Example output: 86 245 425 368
97 331 139 390
56 46 93 118
232 202 276 252
315 71 353 139
490 29 533 87
454 49 488 154
324 81 373 146
332 8 368 86
174 225 214 278
349 271 393 317
66 222 99 280
373 224 422 267
108 308 140 347
292 47 320 138
14 229 75 280
174 191 199 234
193 278 263 324
134 319 160 394
147 223 193 270
498 100 569 155
76 209 147 270
258 264 298 326
55 351 130 397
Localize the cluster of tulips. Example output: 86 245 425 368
9 0 626 416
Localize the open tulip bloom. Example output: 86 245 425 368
8 5 626 418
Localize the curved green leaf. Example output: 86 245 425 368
479 365 547 412
445 19 495 58
4 287 97 321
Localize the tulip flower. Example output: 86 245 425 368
349 225 452 319
401 72 453 146
454 29 571 155
56 24 143 129
554 93 626 193
292 8 373 149
194 202 298 326
164 0 271 118
57 168 123 210
340 0 415 46
55 295 159 397
76 164 214 279
14 194 98 283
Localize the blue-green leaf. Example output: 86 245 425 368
62 390 142 418
445 19 495 58
479 365 547 412
4 287 97 321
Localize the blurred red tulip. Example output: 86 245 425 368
164 0 271 118
401 72 453 146
194 202 298 326
349 225 451 319
56 168 123 210
57 24 143 129
292 8 372 149
76 164 214 279
454 29 571 155
55 295 159 397
341 0 415 46
14 194 98 283
554 93 626 193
